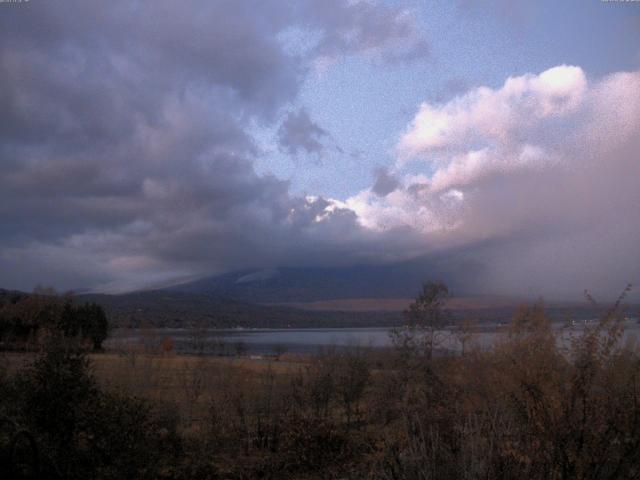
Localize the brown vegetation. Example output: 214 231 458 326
0 290 109 352
1 285 639 479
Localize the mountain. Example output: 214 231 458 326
156 263 639 325
77 290 403 329
167 261 459 303
6 284 636 330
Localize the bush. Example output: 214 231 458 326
6 341 181 479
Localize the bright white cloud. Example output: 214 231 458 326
347 65 640 296
398 65 587 160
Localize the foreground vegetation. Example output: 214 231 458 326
1 284 639 479
0 289 109 351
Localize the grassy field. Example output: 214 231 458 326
2 350 306 423
2 348 389 401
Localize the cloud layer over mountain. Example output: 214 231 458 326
347 65 640 297
0 1 638 299
0 0 429 292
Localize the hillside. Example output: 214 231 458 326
166 261 461 302
77 290 404 329
6 284 635 330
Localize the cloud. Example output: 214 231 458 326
0 0 430 291
299 0 429 65
1 0 637 300
348 66 640 298
398 65 587 159
371 167 400 197
456 0 538 24
277 0 429 73
278 109 329 156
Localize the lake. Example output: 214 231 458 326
106 321 640 356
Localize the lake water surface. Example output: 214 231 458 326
107 322 640 356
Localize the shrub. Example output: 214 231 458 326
8 340 181 479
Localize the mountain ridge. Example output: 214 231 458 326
165 262 463 303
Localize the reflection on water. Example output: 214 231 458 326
106 322 640 356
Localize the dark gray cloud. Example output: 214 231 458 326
301 0 429 62
371 167 400 197
278 109 329 157
0 0 429 292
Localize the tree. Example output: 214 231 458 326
161 336 175 354
78 303 109 351
455 318 477 356
335 350 370 428
306 356 336 419
14 339 179 479
57 300 80 338
0 294 110 351
391 281 451 360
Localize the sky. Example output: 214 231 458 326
0 0 639 299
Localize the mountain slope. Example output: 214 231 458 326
77 290 403 328
167 261 458 303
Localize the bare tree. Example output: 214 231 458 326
335 349 370 428
456 318 477 356
391 281 451 360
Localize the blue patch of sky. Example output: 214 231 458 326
252 0 640 201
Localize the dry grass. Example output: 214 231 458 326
2 351 305 424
